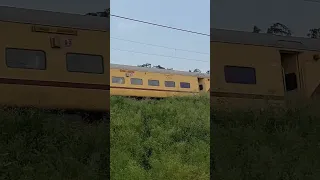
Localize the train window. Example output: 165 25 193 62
224 66 256 84
148 80 159 86
199 84 204 91
180 82 191 88
112 76 125 84
284 73 297 91
165 81 175 87
66 53 103 74
131 78 143 85
5 48 46 70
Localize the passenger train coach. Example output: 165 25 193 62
211 28 320 109
0 6 109 119
110 64 210 98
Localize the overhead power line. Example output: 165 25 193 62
111 37 209 55
110 14 210 36
111 48 209 63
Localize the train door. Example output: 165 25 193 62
280 51 304 102
198 78 208 93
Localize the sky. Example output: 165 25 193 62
211 0 320 37
111 0 210 72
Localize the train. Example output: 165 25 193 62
110 63 210 98
0 6 109 120
0 6 209 120
210 28 320 109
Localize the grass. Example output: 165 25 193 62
3 95 320 179
110 95 210 180
212 103 320 180
0 108 109 180
0 95 210 180
3 94 320 179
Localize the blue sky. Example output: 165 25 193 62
211 0 320 37
111 0 210 72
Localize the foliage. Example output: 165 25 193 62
138 63 209 73
252 25 261 33
307 28 320 38
267 23 292 36
0 108 108 179
0 95 209 179
138 63 152 68
86 8 109 17
252 23 320 39
252 23 292 36
110 95 210 180
212 105 320 179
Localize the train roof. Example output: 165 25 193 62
110 63 210 78
210 28 320 51
0 6 109 31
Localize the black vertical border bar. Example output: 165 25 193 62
210 1 214 179
106 1 110 179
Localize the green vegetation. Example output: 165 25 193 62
0 95 210 179
110 95 210 180
0 108 108 180
212 103 320 180
4 94 320 179
5 94 320 179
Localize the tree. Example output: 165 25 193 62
138 63 151 68
206 70 210 74
307 28 320 38
138 63 173 69
193 69 201 73
153 65 165 69
86 8 109 17
252 25 261 33
189 69 202 73
267 23 292 36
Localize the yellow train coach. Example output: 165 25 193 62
110 63 210 98
0 6 110 118
211 28 320 109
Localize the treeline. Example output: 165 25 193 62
137 63 210 74
85 8 109 17
253 22 320 38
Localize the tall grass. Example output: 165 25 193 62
212 104 320 180
4 94 320 179
0 95 210 180
110 95 210 180
0 108 108 180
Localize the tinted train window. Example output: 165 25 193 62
285 73 297 91
6 48 46 70
180 82 191 88
131 78 143 85
224 66 256 84
199 84 204 91
66 53 103 74
165 81 175 87
112 76 125 84
148 80 159 86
